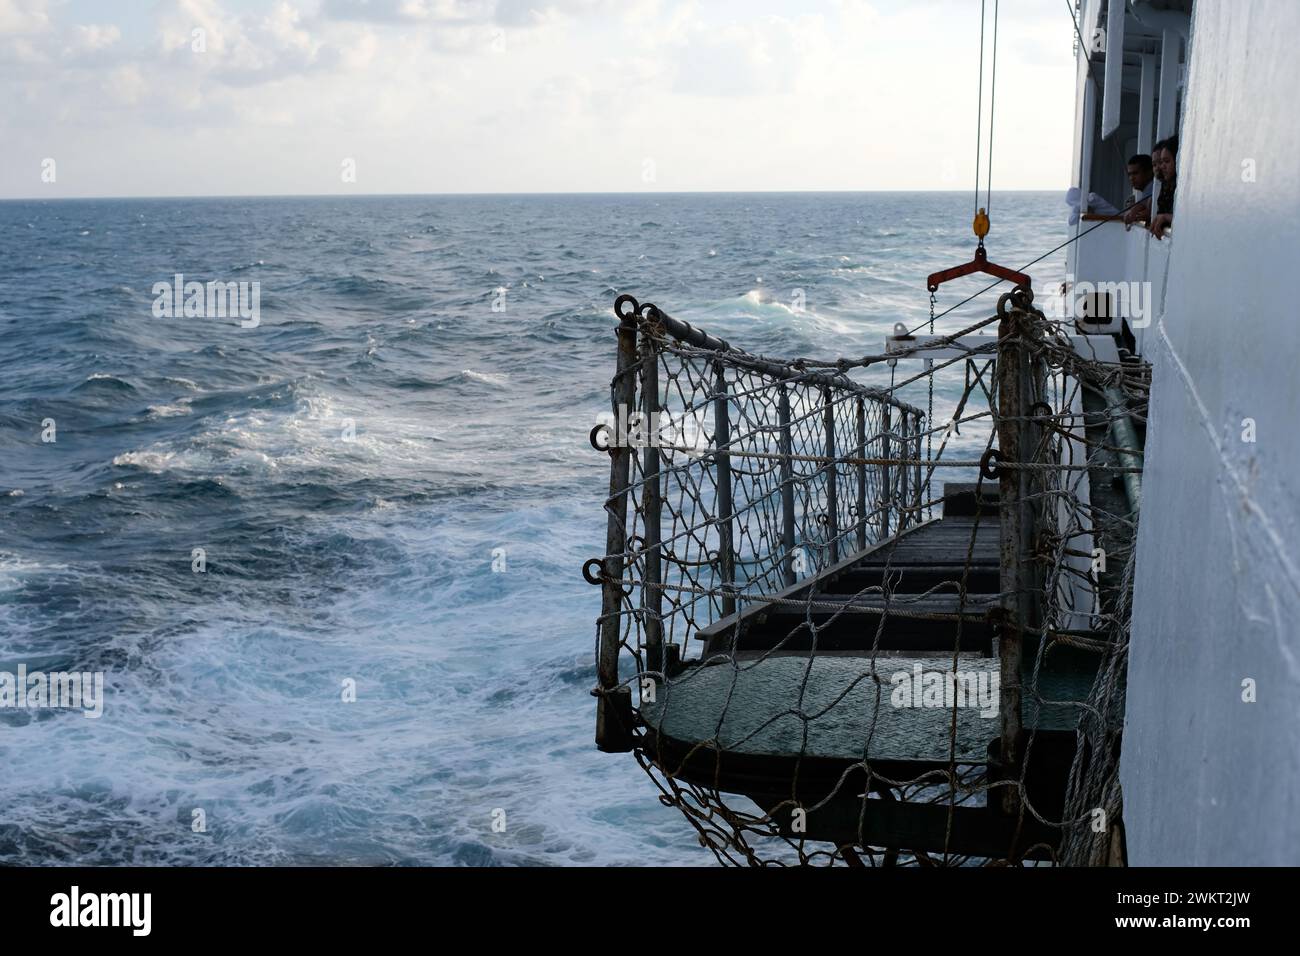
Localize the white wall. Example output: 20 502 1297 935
1122 0 1300 864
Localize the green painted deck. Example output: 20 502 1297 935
643 653 1098 764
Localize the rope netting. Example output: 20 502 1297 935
591 289 1149 867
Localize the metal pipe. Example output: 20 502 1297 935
595 314 638 752
778 384 797 587
913 412 923 524
880 405 892 539
995 309 1032 815
641 330 664 675
898 414 910 530
1104 385 1143 511
856 396 868 551
823 386 839 565
714 360 736 616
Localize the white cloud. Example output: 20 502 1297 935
66 23 121 54
105 63 146 104
0 0 1078 197
0 0 50 36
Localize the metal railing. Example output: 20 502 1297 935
592 295 924 688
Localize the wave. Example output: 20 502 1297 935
75 373 137 393
145 400 193 419
460 369 509 387
110 385 448 486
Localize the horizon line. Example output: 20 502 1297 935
0 187 1068 203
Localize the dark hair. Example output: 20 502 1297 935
1153 135 1179 157
1128 154 1153 173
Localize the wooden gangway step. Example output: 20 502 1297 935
826 563 1000 594
699 505 1003 657
715 592 999 653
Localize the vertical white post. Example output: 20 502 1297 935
1081 68 1096 202
1153 29 1181 215
1078 70 1097 248
1156 29 1180 141
1138 52 1156 156
1100 0 1125 139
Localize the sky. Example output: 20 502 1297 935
0 0 1079 198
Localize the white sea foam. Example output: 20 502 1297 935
461 369 509 386
114 388 444 482
111 449 183 472
725 289 857 335
0 554 66 592
146 400 192 419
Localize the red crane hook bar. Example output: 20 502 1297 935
925 207 1030 293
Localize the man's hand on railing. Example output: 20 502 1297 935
1121 198 1150 229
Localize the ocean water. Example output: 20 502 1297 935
0 192 1068 865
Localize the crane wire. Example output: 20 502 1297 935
986 0 999 216
973 0 986 221
920 0 1123 340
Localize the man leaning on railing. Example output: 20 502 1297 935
1121 154 1155 227
1148 135 1178 240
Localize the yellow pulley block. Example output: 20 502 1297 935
973 207 990 240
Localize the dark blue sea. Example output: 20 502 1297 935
0 192 1068 865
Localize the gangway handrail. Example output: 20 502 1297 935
617 295 925 419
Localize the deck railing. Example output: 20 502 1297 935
591 295 924 694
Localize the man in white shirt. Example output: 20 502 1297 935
1121 154 1155 225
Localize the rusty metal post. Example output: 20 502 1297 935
596 311 638 753
898 413 911 530
641 330 664 676
879 404 892 539
995 307 1033 813
855 396 868 551
778 383 797 586
823 386 840 565
913 412 924 523
714 360 736 617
